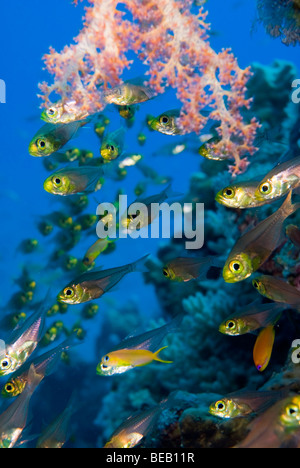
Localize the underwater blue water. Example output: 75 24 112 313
0 0 299 448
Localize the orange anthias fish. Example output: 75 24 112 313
253 324 276 372
96 314 183 376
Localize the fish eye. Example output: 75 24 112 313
286 404 299 417
48 108 57 116
223 187 235 198
53 177 62 187
226 320 236 330
259 181 272 195
36 139 46 149
160 115 169 125
0 358 11 370
253 280 260 289
216 400 225 411
229 261 243 273
106 144 115 152
4 382 14 393
63 287 74 298
103 355 110 362
163 268 170 277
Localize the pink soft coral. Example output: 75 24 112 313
39 0 259 174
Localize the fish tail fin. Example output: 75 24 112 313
130 254 150 273
27 364 44 392
154 346 173 364
282 190 300 217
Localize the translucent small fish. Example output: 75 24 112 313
57 255 149 305
36 392 77 448
147 110 183 135
96 314 182 376
104 399 170 448
82 237 115 268
29 120 88 157
121 184 181 231
219 302 286 336
40 321 66 347
40 100 89 124
162 256 222 282
18 238 39 254
1 336 76 398
43 165 105 196
117 104 136 121
0 365 43 448
253 324 276 372
235 395 300 448
0 301 48 376
215 181 267 209
209 389 287 419
252 275 300 309
223 192 300 283
198 135 225 160
254 155 300 203
100 127 126 161
103 78 156 106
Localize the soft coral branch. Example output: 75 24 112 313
39 0 259 174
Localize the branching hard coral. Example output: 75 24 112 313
39 0 259 174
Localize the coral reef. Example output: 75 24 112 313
256 0 300 46
39 0 259 174
92 60 300 448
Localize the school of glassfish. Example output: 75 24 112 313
3 0 300 450
7 79 298 448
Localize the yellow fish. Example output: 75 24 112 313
253 324 276 372
104 398 172 448
209 389 288 419
215 180 271 209
219 301 286 336
0 365 43 448
57 255 149 304
147 109 183 136
96 314 182 376
100 127 126 161
29 120 88 157
163 256 222 282
223 191 300 283
235 395 300 448
103 78 156 106
82 237 115 268
254 155 300 203
44 166 105 196
252 275 300 309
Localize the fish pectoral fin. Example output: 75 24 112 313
154 346 173 364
